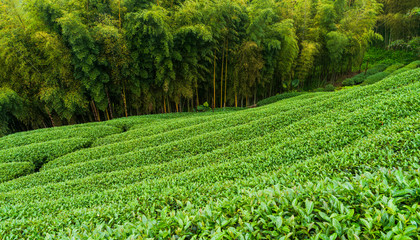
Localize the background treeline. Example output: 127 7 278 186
0 0 418 135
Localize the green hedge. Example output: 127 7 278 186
390 60 420 77
0 112 418 239
361 71 390 85
343 63 390 86
94 108 249 147
384 63 405 73
103 109 241 131
0 69 418 239
1 70 416 196
0 82 407 194
41 93 344 170
256 92 306 106
46 167 420 239
49 94 327 169
2 79 418 204
0 138 91 169
0 162 35 183
0 125 121 151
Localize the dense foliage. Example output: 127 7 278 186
0 0 392 133
0 69 418 238
375 0 419 47
341 59 420 87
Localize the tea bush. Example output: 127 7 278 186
384 63 405 73
0 69 418 239
0 162 35 183
0 138 91 169
0 125 121 151
256 92 306 106
94 108 244 146
390 60 420 76
343 63 391 86
361 72 390 85
324 83 335 91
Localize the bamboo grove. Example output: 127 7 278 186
0 0 418 134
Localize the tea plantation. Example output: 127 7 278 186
0 69 419 239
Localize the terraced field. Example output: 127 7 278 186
0 69 419 239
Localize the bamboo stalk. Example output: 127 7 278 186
213 50 216 109
224 39 228 108
163 96 167 113
220 40 225 108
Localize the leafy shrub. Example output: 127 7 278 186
1 109 419 238
362 47 417 68
257 92 305 106
0 138 91 169
4 70 418 195
343 63 390 86
361 72 390 85
0 162 35 183
94 109 242 146
324 84 335 91
196 101 211 111
0 88 23 137
407 36 420 55
390 60 420 76
0 125 121 151
342 77 354 86
0 69 418 239
384 63 405 73
43 93 331 170
365 63 389 74
388 37 420 55
101 112 210 130
342 74 361 86
388 39 408 50
50 168 420 239
404 60 420 69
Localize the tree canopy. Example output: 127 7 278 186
0 0 408 134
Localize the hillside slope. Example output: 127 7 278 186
0 69 419 239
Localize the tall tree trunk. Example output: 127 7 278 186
91 100 100 122
90 101 96 121
122 84 128 117
163 96 167 113
254 86 257 105
167 96 171 113
213 50 216 109
235 92 237 108
105 87 113 119
46 108 55 127
224 39 228 108
179 95 182 112
195 85 199 107
220 40 225 108
191 99 194 112
384 26 387 46
105 108 110 121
